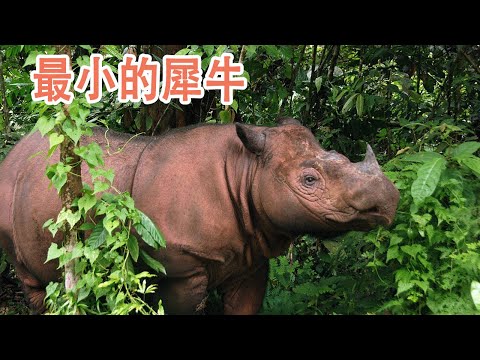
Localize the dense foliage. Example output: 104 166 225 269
1 45 479 314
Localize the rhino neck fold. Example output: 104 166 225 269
225 146 294 260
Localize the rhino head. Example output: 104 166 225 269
235 118 400 239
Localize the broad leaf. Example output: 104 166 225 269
36 116 55 136
471 281 480 311
65 210 81 229
49 133 64 149
104 45 123 60
62 118 82 144
87 222 107 249
127 235 139 262
314 77 323 92
78 193 97 213
451 142 480 160
400 244 425 258
411 156 446 204
356 93 364 117
341 93 358 114
140 250 166 274
402 151 444 163
461 156 480 178
134 210 166 249
45 243 65 263
93 181 110 194
386 245 402 262
203 45 214 56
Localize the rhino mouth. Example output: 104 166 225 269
324 206 392 231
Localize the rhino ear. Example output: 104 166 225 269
276 117 301 126
235 123 265 155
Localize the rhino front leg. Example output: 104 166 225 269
155 271 209 315
222 261 269 315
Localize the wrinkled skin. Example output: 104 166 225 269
0 118 399 314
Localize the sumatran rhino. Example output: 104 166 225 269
0 118 399 314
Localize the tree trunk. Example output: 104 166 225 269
55 45 82 297
308 44 318 121
279 45 307 116
327 45 340 81
0 50 10 134
135 45 186 135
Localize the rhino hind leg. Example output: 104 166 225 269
12 261 46 314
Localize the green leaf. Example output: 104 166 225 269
175 48 190 56
140 250 166 274
45 243 65 263
104 45 123 60
89 168 115 183
65 210 81 229
78 222 95 231
335 89 348 103
36 116 55 136
264 45 281 59
401 151 444 163
411 156 446 204
78 193 97 214
93 181 110 194
46 162 72 192
127 235 139 262
79 45 93 52
62 119 82 145
83 246 99 264
45 282 59 299
397 280 414 295
231 99 238 113
389 233 403 247
356 93 364 117
400 244 425 258
103 217 120 235
219 110 232 124
341 93 358 114
215 45 227 56
314 77 323 92
87 222 107 249
386 245 402 262
49 133 64 149
278 87 288 100
43 218 54 229
134 210 165 249
461 156 480 178
242 70 250 83
451 142 480 160
74 143 104 168
23 51 40 67
143 116 152 132
203 45 214 56
471 281 480 311
77 287 91 302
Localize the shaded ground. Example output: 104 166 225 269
0 266 30 315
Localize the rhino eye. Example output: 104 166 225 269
304 175 317 186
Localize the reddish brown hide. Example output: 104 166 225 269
0 118 399 314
